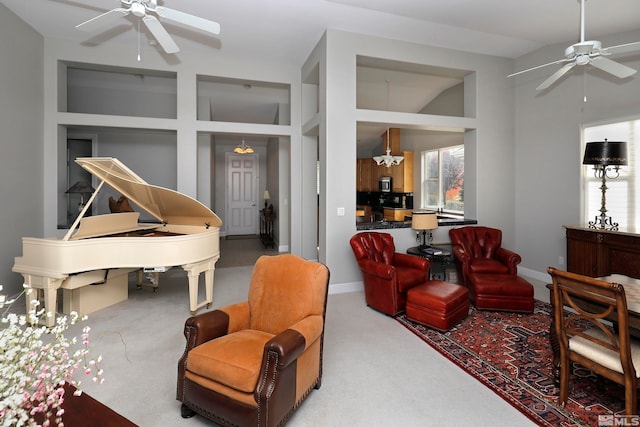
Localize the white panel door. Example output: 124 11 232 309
227 154 258 235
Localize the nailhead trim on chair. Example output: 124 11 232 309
256 350 278 426
275 380 320 427
192 402 240 427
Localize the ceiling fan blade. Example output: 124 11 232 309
76 8 129 32
508 58 569 78
142 15 180 54
590 56 637 79
536 63 576 91
602 41 640 56
155 6 220 35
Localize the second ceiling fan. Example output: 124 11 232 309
509 0 640 91
76 0 220 54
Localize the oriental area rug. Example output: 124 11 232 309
395 300 627 427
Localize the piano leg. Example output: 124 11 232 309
204 268 214 309
182 257 218 315
20 274 66 327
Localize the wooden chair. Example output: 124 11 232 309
548 267 640 415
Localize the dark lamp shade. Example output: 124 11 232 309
65 181 96 194
583 140 628 166
411 211 438 230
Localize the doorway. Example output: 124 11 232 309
66 137 94 227
226 153 259 236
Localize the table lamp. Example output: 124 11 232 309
412 211 438 249
583 139 627 230
66 181 96 212
263 190 271 209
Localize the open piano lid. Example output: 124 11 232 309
76 157 222 228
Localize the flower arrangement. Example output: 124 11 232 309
0 284 105 427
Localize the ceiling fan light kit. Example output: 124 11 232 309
509 0 640 92
75 0 220 55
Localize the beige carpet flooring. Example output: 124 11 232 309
58 244 536 427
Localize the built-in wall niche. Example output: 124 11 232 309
58 126 178 228
197 76 290 125
63 62 177 119
356 55 471 156
356 56 467 116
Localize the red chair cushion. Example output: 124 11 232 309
469 258 509 275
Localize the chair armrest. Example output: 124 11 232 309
183 310 230 350
265 315 324 369
358 259 396 280
452 246 471 271
265 328 307 369
451 245 468 264
495 247 521 274
394 252 430 271
177 302 250 402
452 245 471 283
183 302 250 349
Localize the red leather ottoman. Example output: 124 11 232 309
468 273 534 313
405 281 469 332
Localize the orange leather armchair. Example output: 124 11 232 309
349 232 430 316
449 226 521 287
177 254 330 427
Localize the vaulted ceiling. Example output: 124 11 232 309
2 0 639 64
2 0 639 150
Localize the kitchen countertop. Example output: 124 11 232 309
356 216 477 230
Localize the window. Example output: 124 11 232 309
583 119 639 229
421 145 464 213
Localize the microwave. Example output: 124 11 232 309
379 176 392 192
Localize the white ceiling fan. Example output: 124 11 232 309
509 0 640 91
75 0 220 54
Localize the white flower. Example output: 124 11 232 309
0 284 105 426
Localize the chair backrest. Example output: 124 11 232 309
449 226 502 259
248 254 329 335
547 267 634 375
349 232 395 265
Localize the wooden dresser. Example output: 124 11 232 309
564 225 640 278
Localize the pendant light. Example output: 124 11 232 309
233 138 254 154
372 80 403 168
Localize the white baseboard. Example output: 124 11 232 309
330 268 551 298
328 281 363 294
519 266 550 283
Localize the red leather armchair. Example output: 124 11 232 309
449 226 533 312
449 226 521 287
349 232 430 316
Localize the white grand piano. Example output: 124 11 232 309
13 157 221 326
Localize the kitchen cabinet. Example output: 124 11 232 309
389 151 414 192
383 208 412 222
356 158 374 191
356 152 413 192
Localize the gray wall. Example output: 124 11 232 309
306 30 515 289
513 29 640 281
4 3 640 295
0 5 43 295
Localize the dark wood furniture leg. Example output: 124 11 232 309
547 283 561 384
